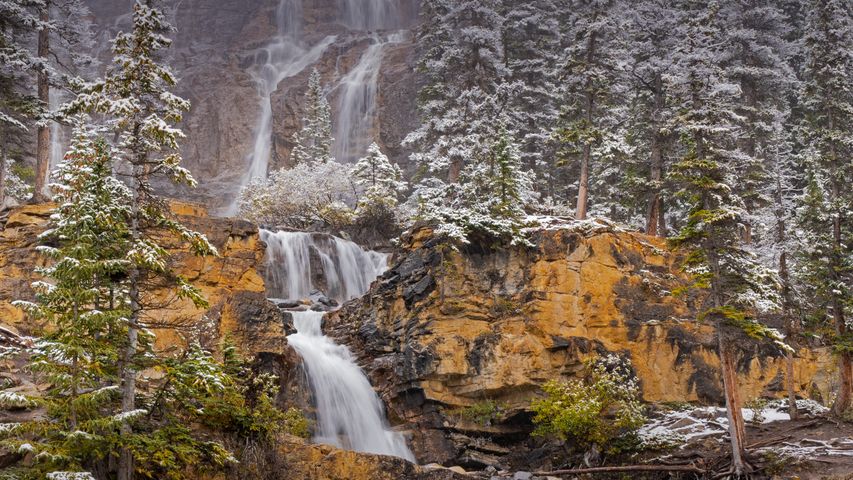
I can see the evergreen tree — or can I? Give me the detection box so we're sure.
[668,2,787,475]
[63,2,218,478]
[622,0,679,236]
[3,118,131,479]
[553,0,630,220]
[405,0,510,183]
[0,0,40,207]
[289,68,333,165]
[796,0,853,416]
[352,142,407,211]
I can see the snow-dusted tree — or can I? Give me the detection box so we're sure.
[0,0,40,207]
[721,0,797,243]
[409,128,534,246]
[290,68,333,165]
[668,3,788,475]
[502,0,562,180]
[62,2,218,478]
[31,0,91,202]
[795,0,853,417]
[621,0,679,236]
[553,0,630,220]
[405,0,511,183]
[3,118,132,479]
[352,142,406,210]
[238,160,356,229]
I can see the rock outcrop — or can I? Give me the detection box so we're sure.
[0,202,284,358]
[327,223,836,465]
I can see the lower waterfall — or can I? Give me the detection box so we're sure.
[262,229,413,460]
[287,311,414,460]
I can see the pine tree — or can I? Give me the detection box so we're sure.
[553,0,630,220]
[4,118,132,479]
[289,68,333,165]
[796,0,853,416]
[352,142,406,211]
[668,3,787,475]
[63,2,218,478]
[622,0,679,236]
[18,0,94,202]
[405,0,510,183]
[0,0,41,207]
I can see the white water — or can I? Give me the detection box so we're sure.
[261,229,388,303]
[332,32,405,163]
[287,310,414,460]
[227,0,335,214]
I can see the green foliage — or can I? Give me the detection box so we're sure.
[531,355,646,451]
[446,399,506,426]
[745,397,768,424]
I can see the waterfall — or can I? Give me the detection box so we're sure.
[287,310,414,460]
[227,0,336,214]
[260,229,388,303]
[332,32,406,163]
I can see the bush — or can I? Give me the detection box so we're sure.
[446,399,506,426]
[531,355,646,450]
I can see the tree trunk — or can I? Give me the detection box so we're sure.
[718,322,748,475]
[575,30,596,221]
[118,154,143,480]
[779,251,799,420]
[33,3,51,203]
[576,143,590,220]
[645,72,665,237]
[0,127,7,208]
[447,156,463,184]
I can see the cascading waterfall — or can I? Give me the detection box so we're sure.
[260,229,387,303]
[332,32,406,163]
[228,0,335,214]
[261,229,413,460]
[287,310,414,461]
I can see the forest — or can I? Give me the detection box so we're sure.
[0,0,851,479]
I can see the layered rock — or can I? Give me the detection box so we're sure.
[327,223,836,465]
[0,202,284,358]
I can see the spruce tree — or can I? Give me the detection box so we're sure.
[553,0,630,220]
[352,141,406,211]
[63,2,217,478]
[289,68,333,165]
[4,118,132,479]
[668,2,787,475]
[795,0,853,417]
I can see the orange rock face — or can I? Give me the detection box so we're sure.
[0,202,285,357]
[329,224,835,462]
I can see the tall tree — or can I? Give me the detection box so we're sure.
[668,2,786,475]
[290,68,333,165]
[796,0,853,416]
[5,118,132,478]
[63,2,217,478]
[553,0,629,220]
[0,0,40,207]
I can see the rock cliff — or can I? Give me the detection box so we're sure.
[327,222,836,465]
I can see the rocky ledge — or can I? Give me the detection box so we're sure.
[327,222,836,466]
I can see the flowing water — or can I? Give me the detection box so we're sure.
[287,310,414,460]
[260,229,388,303]
[262,229,413,460]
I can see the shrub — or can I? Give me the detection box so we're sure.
[446,399,506,426]
[531,355,646,450]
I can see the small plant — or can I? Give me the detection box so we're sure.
[282,407,311,438]
[491,295,522,319]
[746,397,768,424]
[446,399,506,426]
[531,354,646,452]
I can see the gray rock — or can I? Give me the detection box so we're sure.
[513,472,533,480]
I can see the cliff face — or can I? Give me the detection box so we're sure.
[82,0,422,210]
[0,203,285,358]
[328,223,835,464]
